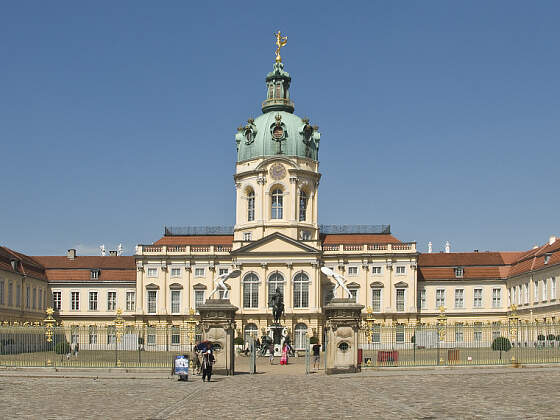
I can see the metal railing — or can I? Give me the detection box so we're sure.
[0,325,202,368]
[359,323,560,368]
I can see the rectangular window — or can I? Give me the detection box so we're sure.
[171,290,181,314]
[395,324,405,343]
[516,285,521,305]
[454,289,464,309]
[418,289,426,309]
[147,291,157,314]
[147,268,157,277]
[195,290,205,309]
[90,269,99,280]
[0,281,4,305]
[301,231,311,241]
[194,268,205,277]
[147,327,156,345]
[243,232,252,241]
[396,266,406,275]
[372,325,381,343]
[219,268,229,276]
[171,326,180,345]
[436,289,445,308]
[534,282,538,303]
[511,287,516,305]
[552,278,556,300]
[474,322,483,342]
[371,289,381,312]
[32,288,37,309]
[396,289,405,312]
[107,326,116,345]
[26,286,30,308]
[454,267,464,278]
[16,284,21,308]
[89,292,98,311]
[171,268,181,277]
[542,280,547,302]
[492,288,501,308]
[492,322,501,339]
[455,323,464,342]
[7,282,13,307]
[71,292,80,311]
[524,283,528,304]
[38,288,42,309]
[126,292,136,311]
[89,326,97,345]
[44,290,47,309]
[473,288,482,308]
[347,266,358,276]
[107,291,116,311]
[349,288,358,303]
[371,266,382,275]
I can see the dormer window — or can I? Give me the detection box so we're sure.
[454,267,464,278]
[90,269,100,280]
[544,254,551,265]
[10,259,19,271]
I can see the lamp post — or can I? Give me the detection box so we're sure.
[185,308,198,369]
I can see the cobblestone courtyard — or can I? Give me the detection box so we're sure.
[2,365,560,419]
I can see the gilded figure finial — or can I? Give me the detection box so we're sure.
[274,31,288,63]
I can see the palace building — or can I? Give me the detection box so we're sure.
[1,52,559,350]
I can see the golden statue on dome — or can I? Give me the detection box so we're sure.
[275,31,288,62]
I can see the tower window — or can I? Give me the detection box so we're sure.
[247,190,255,221]
[271,189,283,219]
[299,190,308,221]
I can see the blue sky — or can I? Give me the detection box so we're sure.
[1,1,558,255]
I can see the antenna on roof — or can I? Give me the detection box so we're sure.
[117,243,124,256]
[100,244,106,256]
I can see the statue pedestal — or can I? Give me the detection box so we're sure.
[324,298,364,375]
[197,299,238,376]
[269,323,286,356]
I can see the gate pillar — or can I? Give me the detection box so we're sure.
[324,298,364,375]
[198,299,238,375]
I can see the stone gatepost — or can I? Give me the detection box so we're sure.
[197,299,238,375]
[324,298,364,375]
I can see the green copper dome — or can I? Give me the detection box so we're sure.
[235,62,320,163]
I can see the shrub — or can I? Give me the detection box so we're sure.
[491,336,511,360]
[233,336,244,345]
[309,336,319,345]
[55,341,70,355]
[547,334,556,341]
[537,334,546,341]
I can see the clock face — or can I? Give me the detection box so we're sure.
[270,163,286,180]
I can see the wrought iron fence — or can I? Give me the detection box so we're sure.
[359,323,560,367]
[0,325,201,368]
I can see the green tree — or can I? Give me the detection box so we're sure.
[233,336,244,345]
[491,336,512,360]
[309,336,319,344]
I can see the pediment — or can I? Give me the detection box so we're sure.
[232,232,320,256]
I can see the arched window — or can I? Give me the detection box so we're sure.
[244,323,259,344]
[247,190,255,222]
[243,273,259,308]
[293,272,309,308]
[271,189,283,219]
[268,272,285,307]
[299,190,308,222]
[294,323,308,350]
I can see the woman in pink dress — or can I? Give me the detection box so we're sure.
[280,343,288,365]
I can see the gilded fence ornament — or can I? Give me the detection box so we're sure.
[44,307,56,343]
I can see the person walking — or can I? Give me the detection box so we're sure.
[312,341,321,369]
[268,342,275,364]
[280,343,288,365]
[201,350,215,382]
[74,342,79,358]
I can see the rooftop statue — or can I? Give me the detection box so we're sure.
[275,31,288,63]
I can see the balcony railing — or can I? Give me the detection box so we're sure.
[137,244,233,255]
[323,243,416,253]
